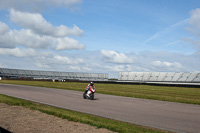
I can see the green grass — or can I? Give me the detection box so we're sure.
[0,94,170,133]
[1,80,200,105]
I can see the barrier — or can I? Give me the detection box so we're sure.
[119,72,200,83]
[0,68,108,81]
[149,72,159,81]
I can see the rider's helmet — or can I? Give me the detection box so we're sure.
[90,81,94,86]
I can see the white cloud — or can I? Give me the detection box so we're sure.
[35,62,51,69]
[0,47,36,57]
[14,29,51,49]
[104,65,132,72]
[0,21,9,34]
[69,66,91,71]
[188,8,200,36]
[0,9,85,50]
[182,38,200,52]
[46,0,82,9]
[184,8,200,53]
[0,48,199,78]
[151,61,183,70]
[30,51,85,66]
[0,20,84,50]
[0,0,82,12]
[0,25,49,49]
[53,55,83,65]
[101,49,134,63]
[112,65,127,71]
[10,9,83,37]
[0,22,16,48]
[54,37,85,50]
[69,66,81,71]
[0,0,86,72]
[0,64,7,68]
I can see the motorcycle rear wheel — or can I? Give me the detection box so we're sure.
[83,90,87,99]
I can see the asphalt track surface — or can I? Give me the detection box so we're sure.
[0,84,200,133]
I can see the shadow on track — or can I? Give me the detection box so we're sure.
[0,127,12,133]
[83,98,99,100]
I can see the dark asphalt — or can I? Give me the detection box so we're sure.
[0,83,200,133]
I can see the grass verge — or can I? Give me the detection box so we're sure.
[1,80,200,105]
[0,94,170,133]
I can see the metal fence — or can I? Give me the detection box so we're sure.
[0,68,108,81]
[118,72,200,83]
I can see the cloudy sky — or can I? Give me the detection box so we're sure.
[0,0,200,78]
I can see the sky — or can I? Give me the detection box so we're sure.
[0,0,200,78]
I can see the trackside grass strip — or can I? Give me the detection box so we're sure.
[0,94,170,133]
[0,80,200,105]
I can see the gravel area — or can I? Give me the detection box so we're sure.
[0,103,114,133]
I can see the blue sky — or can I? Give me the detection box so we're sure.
[0,0,200,78]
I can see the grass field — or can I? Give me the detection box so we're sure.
[0,80,200,105]
[0,94,170,133]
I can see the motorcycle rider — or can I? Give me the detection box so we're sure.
[86,81,95,97]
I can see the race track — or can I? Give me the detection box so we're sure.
[0,83,200,133]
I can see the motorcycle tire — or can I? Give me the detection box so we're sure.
[83,90,87,99]
[90,93,94,100]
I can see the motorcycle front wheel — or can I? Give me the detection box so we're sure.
[90,93,94,100]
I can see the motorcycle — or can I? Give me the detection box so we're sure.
[83,86,96,100]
